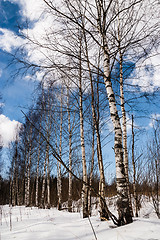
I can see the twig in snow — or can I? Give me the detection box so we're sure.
[88,216,98,240]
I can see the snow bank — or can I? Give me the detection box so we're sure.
[1,198,160,240]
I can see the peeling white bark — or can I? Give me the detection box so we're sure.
[103,44,132,224]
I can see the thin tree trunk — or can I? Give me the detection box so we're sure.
[41,92,51,209]
[119,44,133,215]
[88,125,95,216]
[57,88,63,210]
[12,162,16,206]
[15,169,19,206]
[132,115,138,217]
[155,158,160,218]
[26,141,32,206]
[41,152,47,208]
[40,86,52,209]
[26,149,32,206]
[67,86,72,212]
[46,143,50,208]
[79,32,88,218]
[119,53,128,181]
[41,92,47,208]
[82,27,109,220]
[35,115,42,207]
[25,125,32,207]
[94,97,108,220]
[154,126,160,218]
[22,145,27,205]
[24,150,28,206]
[9,176,13,207]
[46,87,51,209]
[12,142,18,206]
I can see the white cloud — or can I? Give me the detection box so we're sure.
[4,0,159,93]
[1,0,60,67]
[0,0,45,54]
[0,28,24,52]
[11,0,45,21]
[0,103,5,108]
[149,113,160,128]
[0,114,22,147]
[130,48,160,93]
[125,0,160,93]
[125,115,132,133]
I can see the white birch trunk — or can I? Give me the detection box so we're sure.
[12,141,19,206]
[24,153,29,206]
[9,176,13,207]
[40,91,47,208]
[88,125,95,216]
[25,125,32,207]
[119,48,133,215]
[57,88,63,210]
[79,33,88,218]
[46,143,50,208]
[46,88,51,209]
[79,86,88,218]
[26,149,32,206]
[119,53,128,181]
[35,117,42,207]
[41,154,47,208]
[67,87,72,212]
[103,44,132,225]
[12,160,16,206]
[132,115,138,217]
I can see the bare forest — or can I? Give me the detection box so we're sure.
[0,0,160,230]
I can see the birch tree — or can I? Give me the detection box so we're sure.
[40,84,53,208]
[81,21,109,219]
[131,115,139,217]
[35,91,44,207]
[24,118,33,207]
[10,139,20,206]
[57,87,63,210]
[79,35,89,218]
[67,84,73,212]
[35,112,42,207]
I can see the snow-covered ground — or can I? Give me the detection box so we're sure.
[1,198,160,240]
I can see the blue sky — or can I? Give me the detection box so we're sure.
[0,0,38,148]
[0,0,40,176]
[0,1,20,32]
[0,0,36,119]
[0,0,160,178]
